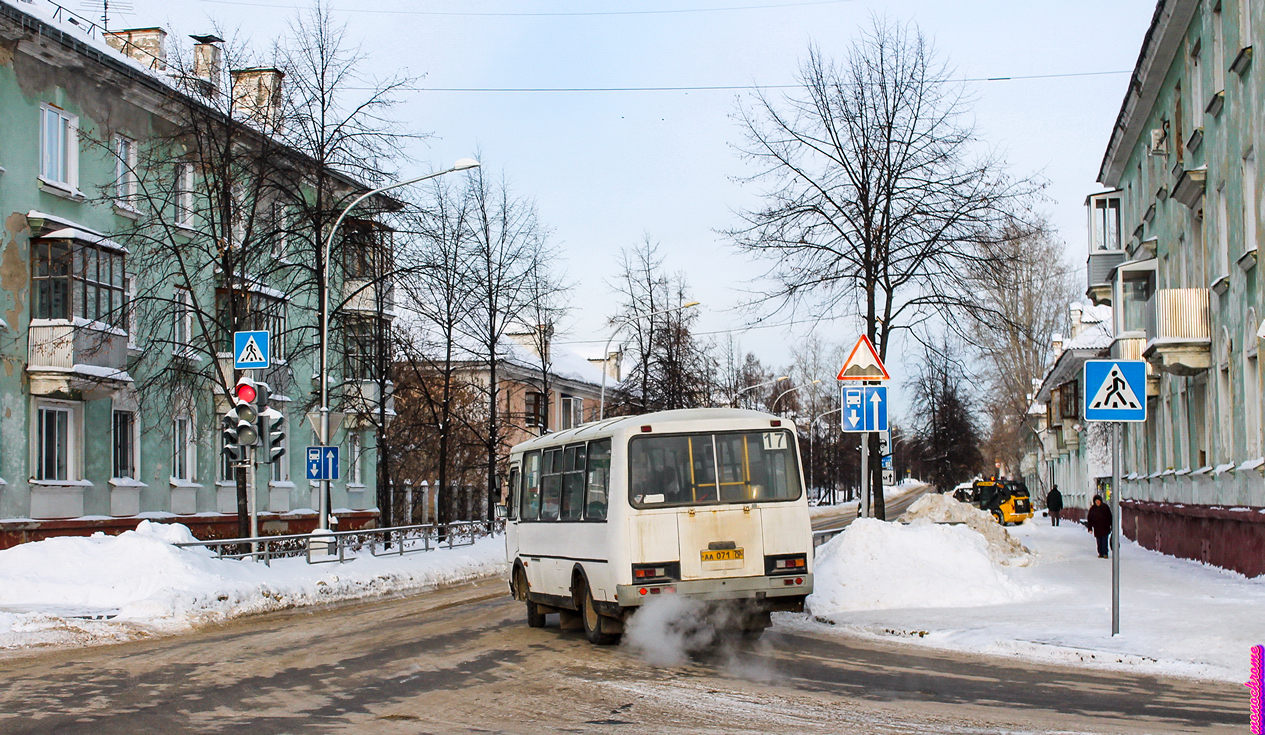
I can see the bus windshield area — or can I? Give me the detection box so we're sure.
[629,429,801,508]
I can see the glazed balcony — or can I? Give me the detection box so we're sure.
[1143,288,1211,375]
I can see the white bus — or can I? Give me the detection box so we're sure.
[499,408,813,645]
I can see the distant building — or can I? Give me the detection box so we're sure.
[1081,0,1265,575]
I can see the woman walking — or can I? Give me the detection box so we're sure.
[1086,495,1112,558]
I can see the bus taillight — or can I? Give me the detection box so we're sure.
[765,553,808,575]
[632,562,680,581]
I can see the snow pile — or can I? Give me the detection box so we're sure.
[899,493,1030,564]
[0,522,507,650]
[808,518,1033,614]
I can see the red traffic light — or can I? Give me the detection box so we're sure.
[235,380,257,403]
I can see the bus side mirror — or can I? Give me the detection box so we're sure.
[495,504,509,520]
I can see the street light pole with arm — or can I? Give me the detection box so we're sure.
[316,158,480,536]
[773,379,822,414]
[731,375,789,409]
[597,301,700,420]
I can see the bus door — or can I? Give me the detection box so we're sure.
[504,461,521,562]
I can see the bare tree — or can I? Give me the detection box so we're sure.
[909,337,984,491]
[968,220,1074,479]
[729,18,1037,518]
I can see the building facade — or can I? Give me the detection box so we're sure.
[0,0,388,546]
[1085,0,1265,574]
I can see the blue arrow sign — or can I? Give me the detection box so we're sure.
[842,386,888,433]
[234,330,270,370]
[306,445,340,480]
[1083,360,1147,422]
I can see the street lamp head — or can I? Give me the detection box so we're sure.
[453,158,481,171]
[682,301,701,309]
[775,375,790,382]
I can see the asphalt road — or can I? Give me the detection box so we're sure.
[0,487,1245,734]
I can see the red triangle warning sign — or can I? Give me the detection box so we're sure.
[837,335,890,381]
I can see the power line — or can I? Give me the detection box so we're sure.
[351,70,1131,94]
[198,0,854,17]
[554,315,845,345]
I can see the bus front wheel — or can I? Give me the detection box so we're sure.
[517,568,547,628]
[581,583,619,645]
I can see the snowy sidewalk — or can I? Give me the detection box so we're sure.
[0,521,508,651]
[801,512,1265,682]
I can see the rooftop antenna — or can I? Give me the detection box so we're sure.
[79,0,133,31]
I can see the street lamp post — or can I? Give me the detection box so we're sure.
[772,379,821,413]
[808,406,842,503]
[316,158,479,538]
[597,301,700,420]
[732,375,789,408]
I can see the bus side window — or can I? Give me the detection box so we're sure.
[521,450,542,521]
[541,448,562,521]
[560,444,587,521]
[506,466,519,521]
[585,438,611,521]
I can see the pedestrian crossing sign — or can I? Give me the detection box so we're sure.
[233,330,270,370]
[1083,360,1147,422]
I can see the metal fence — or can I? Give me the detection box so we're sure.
[173,520,503,566]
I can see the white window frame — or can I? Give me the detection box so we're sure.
[173,286,193,356]
[114,135,138,204]
[171,415,196,482]
[39,104,78,190]
[176,161,195,228]
[348,432,363,486]
[35,400,77,482]
[112,408,139,480]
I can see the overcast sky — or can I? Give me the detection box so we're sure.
[109,0,1154,406]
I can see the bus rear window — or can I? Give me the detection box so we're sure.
[629,430,801,508]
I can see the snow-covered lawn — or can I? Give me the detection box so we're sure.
[0,521,508,650]
[801,497,1265,682]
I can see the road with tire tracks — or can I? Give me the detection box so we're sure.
[0,487,1244,734]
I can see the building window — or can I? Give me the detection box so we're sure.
[114,135,137,204]
[525,391,544,428]
[31,240,127,328]
[342,219,390,279]
[175,161,195,227]
[348,432,363,485]
[173,287,193,354]
[40,105,77,188]
[37,404,72,481]
[560,396,583,429]
[172,416,194,481]
[342,316,380,380]
[1091,195,1121,251]
[112,409,136,479]
[217,289,286,360]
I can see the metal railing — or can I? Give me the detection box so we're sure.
[173,520,503,566]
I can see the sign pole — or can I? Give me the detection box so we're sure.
[1111,421,1121,636]
[860,432,869,517]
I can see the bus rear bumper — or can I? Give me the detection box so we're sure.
[615,573,813,608]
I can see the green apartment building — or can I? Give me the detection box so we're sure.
[1049,0,1265,575]
[0,0,391,545]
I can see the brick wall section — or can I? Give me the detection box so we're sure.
[0,510,380,550]
[1121,500,1265,578]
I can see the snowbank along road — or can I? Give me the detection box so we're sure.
[0,485,1245,735]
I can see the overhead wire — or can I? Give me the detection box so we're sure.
[197,0,855,17]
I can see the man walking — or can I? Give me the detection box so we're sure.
[1046,484,1063,526]
[1086,495,1112,558]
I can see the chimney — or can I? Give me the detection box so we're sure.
[190,35,224,86]
[1051,332,1064,355]
[1068,303,1084,338]
[105,27,167,71]
[230,67,285,129]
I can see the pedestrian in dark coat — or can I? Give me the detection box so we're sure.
[1046,485,1064,526]
[1086,495,1112,558]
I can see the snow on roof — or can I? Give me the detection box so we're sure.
[502,337,607,387]
[4,0,172,80]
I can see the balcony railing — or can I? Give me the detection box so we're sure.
[1143,288,1211,375]
[1086,250,1126,305]
[28,321,127,372]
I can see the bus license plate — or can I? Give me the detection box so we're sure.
[701,548,744,563]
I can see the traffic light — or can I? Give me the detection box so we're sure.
[224,376,259,451]
[256,381,286,464]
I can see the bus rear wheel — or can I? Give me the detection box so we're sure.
[581,584,619,645]
[517,568,546,628]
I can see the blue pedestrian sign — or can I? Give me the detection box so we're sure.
[233,330,270,369]
[1083,360,1147,422]
[842,386,888,433]
[306,446,340,480]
